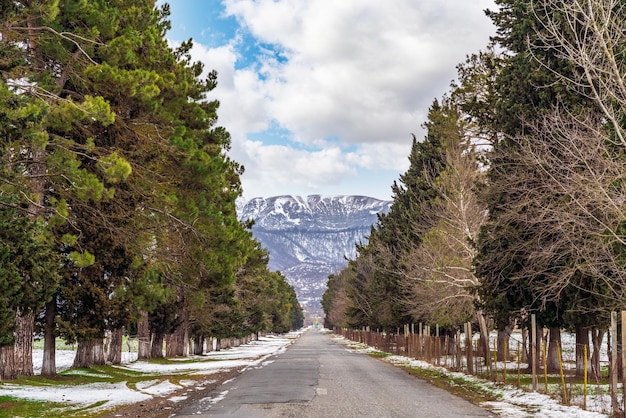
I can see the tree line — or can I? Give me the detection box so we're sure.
[0,0,303,380]
[322,0,626,377]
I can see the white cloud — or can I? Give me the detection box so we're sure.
[184,0,496,200]
[239,141,355,197]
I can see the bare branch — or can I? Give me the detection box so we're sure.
[10,25,102,65]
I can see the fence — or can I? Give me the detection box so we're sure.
[335,312,626,417]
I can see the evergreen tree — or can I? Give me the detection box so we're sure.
[474,0,588,320]
[0,0,258,370]
[0,0,303,376]
[473,0,622,373]
[336,99,450,332]
[399,97,487,330]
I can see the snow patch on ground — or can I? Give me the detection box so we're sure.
[0,381,152,411]
[123,358,251,375]
[10,329,605,417]
[0,332,302,414]
[168,395,189,403]
[135,379,181,396]
[333,334,609,418]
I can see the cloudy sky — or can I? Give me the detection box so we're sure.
[162,0,497,201]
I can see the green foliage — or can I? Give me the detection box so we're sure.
[98,152,132,183]
[68,251,95,268]
[46,96,115,133]
[47,199,69,229]
[0,79,61,348]
[473,0,617,331]
[0,0,299,373]
[0,204,61,346]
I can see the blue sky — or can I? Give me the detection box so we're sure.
[161,0,497,201]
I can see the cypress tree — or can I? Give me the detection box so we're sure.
[342,99,450,331]
[473,0,620,373]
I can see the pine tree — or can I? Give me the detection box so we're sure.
[1,0,295,374]
[0,80,61,379]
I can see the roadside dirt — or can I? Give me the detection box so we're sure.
[100,366,246,418]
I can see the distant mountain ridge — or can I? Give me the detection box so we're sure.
[237,195,391,318]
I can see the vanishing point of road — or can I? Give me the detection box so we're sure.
[173,329,494,418]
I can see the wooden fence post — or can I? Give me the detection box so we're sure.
[531,314,538,391]
[611,311,619,414]
[622,311,626,415]
[466,322,473,374]
[436,324,440,366]
[456,329,461,369]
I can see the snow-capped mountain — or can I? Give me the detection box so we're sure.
[237,195,392,318]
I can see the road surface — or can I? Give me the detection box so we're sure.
[173,329,494,417]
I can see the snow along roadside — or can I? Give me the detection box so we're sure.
[0,331,302,415]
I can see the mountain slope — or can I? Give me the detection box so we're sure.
[237,195,391,318]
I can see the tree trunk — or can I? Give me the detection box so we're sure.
[19,12,45,379]
[546,327,561,373]
[166,321,187,357]
[137,311,151,360]
[591,329,605,379]
[576,326,590,377]
[177,308,189,357]
[73,339,105,368]
[151,332,164,358]
[165,333,177,357]
[521,328,528,364]
[477,312,492,375]
[41,298,57,376]
[13,309,34,377]
[0,345,16,380]
[93,338,105,365]
[496,326,512,361]
[194,335,204,355]
[182,322,189,356]
[107,328,124,365]
[172,288,186,357]
[73,340,95,368]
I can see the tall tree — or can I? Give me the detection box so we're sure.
[321,270,351,330]
[474,0,623,374]
[335,99,450,332]
[529,0,626,145]
[397,98,487,331]
[1,0,254,371]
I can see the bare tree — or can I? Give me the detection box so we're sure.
[531,0,626,145]
[398,136,487,328]
[385,125,498,371]
[488,107,626,375]
[322,270,351,330]
[507,109,626,312]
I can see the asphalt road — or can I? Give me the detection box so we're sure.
[173,329,495,417]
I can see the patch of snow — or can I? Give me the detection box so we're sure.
[0,332,300,416]
[333,334,609,418]
[204,389,229,406]
[124,359,251,375]
[168,395,189,403]
[135,379,181,396]
[31,347,138,374]
[0,381,151,411]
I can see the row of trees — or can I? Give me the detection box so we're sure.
[323,0,626,375]
[0,0,302,380]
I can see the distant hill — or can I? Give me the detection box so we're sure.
[237,195,391,318]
